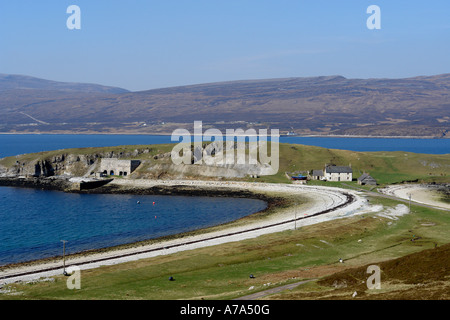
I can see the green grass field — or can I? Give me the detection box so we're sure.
[259,143,449,185]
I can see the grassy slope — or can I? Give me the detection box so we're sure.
[258,143,449,185]
[0,144,175,167]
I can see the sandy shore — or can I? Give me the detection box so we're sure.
[0,179,373,285]
[379,184,450,210]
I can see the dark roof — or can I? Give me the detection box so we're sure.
[358,173,370,180]
[358,173,369,181]
[312,170,323,176]
[358,173,376,181]
[325,165,353,174]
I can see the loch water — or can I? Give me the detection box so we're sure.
[0,187,267,266]
[0,134,448,158]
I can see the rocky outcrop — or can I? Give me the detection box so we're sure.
[1,143,273,180]
[1,148,153,178]
[0,176,73,191]
[4,160,55,177]
[149,141,275,180]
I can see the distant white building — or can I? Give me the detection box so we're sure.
[324,164,353,182]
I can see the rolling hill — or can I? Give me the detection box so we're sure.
[0,73,449,137]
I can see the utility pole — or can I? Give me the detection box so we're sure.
[61,240,68,275]
[294,203,298,230]
[408,193,412,211]
[295,211,297,230]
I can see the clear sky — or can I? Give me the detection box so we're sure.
[0,0,449,91]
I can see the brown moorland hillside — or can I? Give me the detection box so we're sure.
[0,73,449,137]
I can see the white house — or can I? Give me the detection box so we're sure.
[324,165,353,182]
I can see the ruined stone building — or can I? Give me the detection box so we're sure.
[99,158,141,177]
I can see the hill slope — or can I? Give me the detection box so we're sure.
[0,74,129,93]
[0,74,449,137]
[271,243,450,300]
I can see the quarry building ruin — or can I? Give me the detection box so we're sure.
[99,158,141,177]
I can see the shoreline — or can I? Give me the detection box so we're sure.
[0,176,285,265]
[379,183,450,210]
[0,179,369,285]
[0,132,447,139]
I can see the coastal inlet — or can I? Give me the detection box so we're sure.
[0,186,267,266]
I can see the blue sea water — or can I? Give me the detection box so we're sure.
[280,136,449,154]
[0,134,448,158]
[0,187,266,266]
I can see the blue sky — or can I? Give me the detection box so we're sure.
[0,0,449,91]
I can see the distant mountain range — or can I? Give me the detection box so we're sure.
[0,74,129,94]
[0,73,449,137]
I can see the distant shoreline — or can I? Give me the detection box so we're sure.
[0,131,447,139]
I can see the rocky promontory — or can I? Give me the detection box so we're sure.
[0,142,275,185]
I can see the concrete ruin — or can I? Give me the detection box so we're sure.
[99,158,141,177]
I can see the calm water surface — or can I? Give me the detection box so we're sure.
[0,134,448,158]
[0,187,267,266]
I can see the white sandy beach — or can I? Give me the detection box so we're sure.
[379,184,450,210]
[1,179,379,285]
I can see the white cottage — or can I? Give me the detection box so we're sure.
[324,165,353,182]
